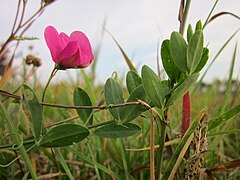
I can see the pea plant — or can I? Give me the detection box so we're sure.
[0,0,240,179]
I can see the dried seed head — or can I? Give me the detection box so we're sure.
[42,0,56,6]
[25,54,42,67]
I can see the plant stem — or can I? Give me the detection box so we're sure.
[156,110,168,180]
[181,0,192,35]
[42,67,57,103]
[0,101,38,179]
[182,91,191,133]
[179,0,192,134]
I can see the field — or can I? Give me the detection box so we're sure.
[0,1,240,179]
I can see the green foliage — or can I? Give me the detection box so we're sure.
[126,70,142,94]
[121,85,149,123]
[104,78,124,121]
[166,73,199,107]
[73,87,93,125]
[194,47,209,73]
[39,124,89,147]
[187,24,193,42]
[162,113,203,179]
[161,39,181,83]
[93,122,141,138]
[141,65,165,108]
[22,84,43,141]
[170,31,188,73]
[1,1,240,179]
[186,30,204,74]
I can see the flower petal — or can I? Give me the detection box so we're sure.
[60,50,80,68]
[60,41,79,67]
[60,32,70,48]
[70,31,94,66]
[44,26,62,63]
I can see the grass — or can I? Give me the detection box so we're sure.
[0,0,240,179]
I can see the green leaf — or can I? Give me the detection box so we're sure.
[194,47,209,73]
[126,71,142,94]
[170,31,187,73]
[73,87,93,125]
[166,73,199,107]
[141,65,165,108]
[161,40,181,83]
[104,78,124,120]
[195,20,203,31]
[22,84,43,141]
[121,85,149,123]
[162,114,202,179]
[161,80,171,96]
[93,122,141,138]
[187,24,193,42]
[208,104,240,131]
[187,30,204,74]
[40,124,89,147]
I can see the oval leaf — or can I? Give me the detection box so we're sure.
[170,31,187,73]
[40,124,89,147]
[187,24,193,43]
[126,71,142,94]
[142,65,164,108]
[194,47,209,73]
[121,85,149,123]
[187,30,204,74]
[74,87,93,125]
[161,39,181,83]
[104,78,124,120]
[93,122,141,138]
[166,73,199,107]
[22,84,43,141]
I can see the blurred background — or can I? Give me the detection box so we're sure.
[0,0,239,84]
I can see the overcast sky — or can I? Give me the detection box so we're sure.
[1,0,240,84]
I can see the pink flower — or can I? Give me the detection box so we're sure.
[44,26,94,69]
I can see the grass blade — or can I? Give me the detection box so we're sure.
[106,30,137,73]
[53,148,74,180]
[208,104,240,131]
[67,147,122,179]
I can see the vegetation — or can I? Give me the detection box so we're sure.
[0,0,239,179]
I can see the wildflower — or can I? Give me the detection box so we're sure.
[44,26,94,69]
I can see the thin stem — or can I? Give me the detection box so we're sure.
[179,0,192,134]
[42,67,57,103]
[203,0,219,29]
[181,0,192,35]
[156,111,168,180]
[11,0,21,34]
[0,101,37,179]
[150,108,155,180]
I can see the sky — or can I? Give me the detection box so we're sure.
[0,0,240,84]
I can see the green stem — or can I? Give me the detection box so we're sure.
[42,67,57,103]
[203,0,219,29]
[156,119,167,180]
[181,0,192,35]
[0,101,38,179]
